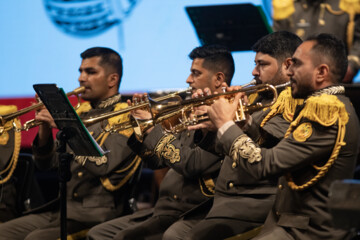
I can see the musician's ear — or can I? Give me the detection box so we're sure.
[284,58,292,70]
[215,72,225,88]
[108,73,119,88]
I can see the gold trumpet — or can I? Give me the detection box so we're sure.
[94,80,258,133]
[81,87,192,126]
[0,86,85,133]
[109,83,281,141]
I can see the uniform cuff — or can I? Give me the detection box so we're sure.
[217,121,235,140]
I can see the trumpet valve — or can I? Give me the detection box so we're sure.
[221,86,226,93]
[235,98,246,122]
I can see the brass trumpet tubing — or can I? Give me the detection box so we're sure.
[1,86,86,131]
[151,87,192,102]
[82,88,192,127]
[100,82,283,140]
[156,83,279,130]
[1,102,43,124]
[82,101,151,126]
[1,86,85,125]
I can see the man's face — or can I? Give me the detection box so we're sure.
[287,41,316,98]
[252,52,288,86]
[186,58,217,93]
[78,56,113,102]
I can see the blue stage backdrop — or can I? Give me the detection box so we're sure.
[0,0,358,98]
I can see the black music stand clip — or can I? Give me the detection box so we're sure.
[33,84,105,240]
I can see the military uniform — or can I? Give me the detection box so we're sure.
[0,105,21,222]
[273,0,360,80]
[183,88,302,240]
[87,125,222,240]
[216,86,360,239]
[0,94,140,240]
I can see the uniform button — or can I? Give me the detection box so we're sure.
[276,211,280,216]
[220,160,224,164]
[173,194,178,200]
[77,172,83,178]
[278,184,283,190]
[228,182,234,188]
[232,162,237,168]
[187,132,190,137]
[73,192,78,198]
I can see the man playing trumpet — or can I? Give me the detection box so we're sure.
[198,34,360,239]
[183,31,303,240]
[87,44,235,240]
[0,47,140,239]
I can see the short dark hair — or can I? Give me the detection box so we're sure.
[189,45,235,85]
[80,47,123,88]
[306,33,348,83]
[252,31,302,62]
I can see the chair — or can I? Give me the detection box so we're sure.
[127,160,144,213]
[12,153,45,214]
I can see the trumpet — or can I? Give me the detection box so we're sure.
[100,80,258,134]
[82,87,192,126]
[108,83,280,141]
[0,86,85,133]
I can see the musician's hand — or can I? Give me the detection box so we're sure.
[207,92,242,129]
[35,108,56,128]
[191,88,211,99]
[35,108,56,147]
[226,85,249,106]
[187,105,217,131]
[128,93,152,120]
[188,88,217,131]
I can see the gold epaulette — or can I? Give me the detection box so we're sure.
[0,105,21,185]
[285,94,348,136]
[108,102,133,138]
[0,105,18,115]
[0,105,19,138]
[339,0,360,14]
[108,102,130,125]
[75,101,92,115]
[339,0,360,49]
[272,0,295,20]
[95,102,134,146]
[284,94,349,191]
[260,87,304,127]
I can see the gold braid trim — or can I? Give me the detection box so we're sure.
[199,176,215,197]
[100,155,142,191]
[75,101,138,190]
[154,134,180,163]
[0,118,21,184]
[260,87,304,127]
[272,0,295,20]
[284,94,349,191]
[0,121,14,144]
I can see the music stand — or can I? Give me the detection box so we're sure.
[33,84,105,240]
[186,3,272,51]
